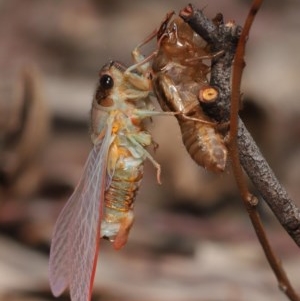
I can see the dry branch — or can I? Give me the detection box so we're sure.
[179,3,300,247]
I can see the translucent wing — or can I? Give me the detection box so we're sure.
[49,127,112,301]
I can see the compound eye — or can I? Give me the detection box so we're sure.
[99,74,114,90]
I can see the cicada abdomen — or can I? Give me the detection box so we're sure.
[101,142,144,249]
[178,111,227,173]
[151,14,228,172]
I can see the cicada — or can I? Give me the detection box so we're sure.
[49,57,165,301]
[136,12,228,172]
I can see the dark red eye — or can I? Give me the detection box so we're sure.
[100,74,114,90]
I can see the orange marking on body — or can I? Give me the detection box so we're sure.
[113,213,134,250]
[112,123,119,133]
[130,117,141,126]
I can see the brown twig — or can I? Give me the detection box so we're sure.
[229,0,299,300]
[179,2,300,248]
[180,3,300,300]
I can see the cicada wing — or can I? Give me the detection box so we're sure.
[49,128,112,301]
[49,191,75,296]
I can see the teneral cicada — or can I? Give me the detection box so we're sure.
[49,58,165,301]
[138,12,228,172]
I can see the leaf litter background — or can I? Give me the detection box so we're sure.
[0,0,300,300]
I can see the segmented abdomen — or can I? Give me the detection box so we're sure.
[105,159,143,213]
[179,118,227,173]
[101,145,144,249]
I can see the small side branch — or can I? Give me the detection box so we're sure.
[238,121,300,243]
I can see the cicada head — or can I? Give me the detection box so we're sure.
[94,61,126,107]
[158,18,187,56]
[157,11,175,40]
[91,61,127,138]
[155,15,210,73]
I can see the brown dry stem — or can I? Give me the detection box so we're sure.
[179,2,300,248]
[230,0,299,300]
[180,2,300,300]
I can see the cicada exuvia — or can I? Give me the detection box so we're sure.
[49,57,166,301]
[135,12,228,172]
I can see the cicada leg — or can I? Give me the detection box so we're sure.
[154,73,216,125]
[151,139,159,152]
[126,51,156,76]
[127,133,162,184]
[123,59,152,95]
[184,50,225,64]
[133,108,176,119]
[124,12,176,91]
[180,114,216,125]
[126,10,175,76]
[124,37,155,92]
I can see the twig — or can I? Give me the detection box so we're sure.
[179,3,300,248]
[229,0,299,299]
[180,3,300,300]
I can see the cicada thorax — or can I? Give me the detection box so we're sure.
[152,16,228,172]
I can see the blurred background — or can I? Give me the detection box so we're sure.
[0,0,300,300]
